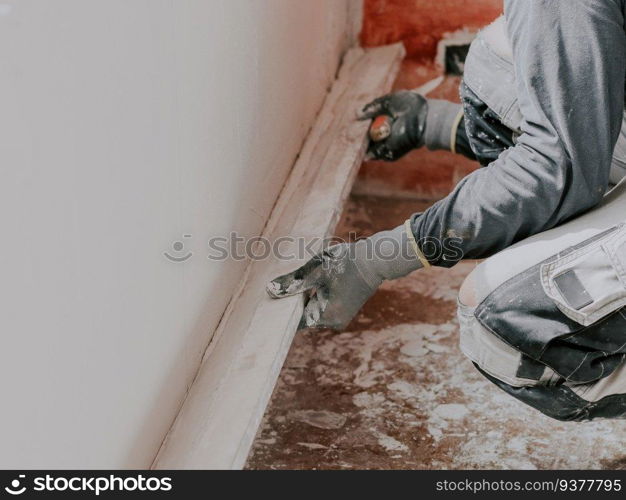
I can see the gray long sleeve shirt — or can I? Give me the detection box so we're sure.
[410,0,626,267]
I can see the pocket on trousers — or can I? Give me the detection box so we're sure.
[474,224,626,384]
[541,224,626,326]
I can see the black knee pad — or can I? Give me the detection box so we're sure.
[475,364,626,421]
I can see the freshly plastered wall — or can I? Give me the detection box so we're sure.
[0,0,359,468]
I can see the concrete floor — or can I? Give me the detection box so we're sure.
[245,194,626,470]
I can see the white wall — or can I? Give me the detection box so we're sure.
[0,0,358,468]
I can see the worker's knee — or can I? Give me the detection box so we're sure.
[458,271,479,308]
[460,220,626,422]
[455,184,626,421]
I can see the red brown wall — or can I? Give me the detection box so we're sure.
[356,0,503,200]
[361,0,503,61]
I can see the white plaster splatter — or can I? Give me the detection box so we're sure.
[507,437,527,453]
[388,380,421,402]
[353,391,386,408]
[374,430,409,453]
[290,410,347,430]
[425,342,449,354]
[433,404,469,420]
[428,425,443,442]
[297,442,328,450]
[400,340,428,357]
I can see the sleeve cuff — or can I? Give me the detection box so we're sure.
[423,99,465,152]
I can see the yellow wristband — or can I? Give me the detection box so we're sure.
[404,219,431,269]
[449,108,465,155]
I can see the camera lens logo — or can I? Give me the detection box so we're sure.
[164,234,193,262]
[5,475,26,495]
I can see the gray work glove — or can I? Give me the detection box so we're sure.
[266,225,423,330]
[359,91,462,161]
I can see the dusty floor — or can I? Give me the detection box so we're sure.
[245,194,626,470]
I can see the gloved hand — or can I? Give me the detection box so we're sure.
[266,225,423,330]
[359,90,428,161]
